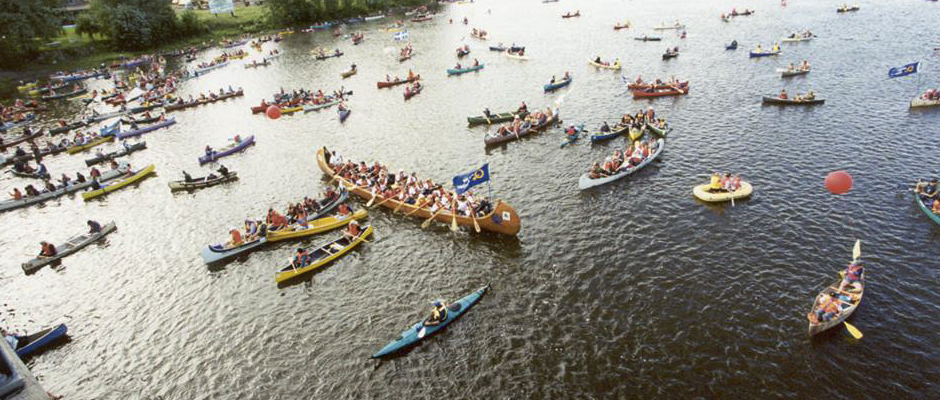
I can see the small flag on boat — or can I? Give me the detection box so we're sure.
[453,163,489,194]
[888,62,919,78]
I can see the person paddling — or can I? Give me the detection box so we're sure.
[87,220,102,234]
[424,301,448,326]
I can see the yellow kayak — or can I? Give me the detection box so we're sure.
[588,60,622,70]
[274,225,373,283]
[67,136,115,154]
[17,82,37,92]
[266,209,368,242]
[693,181,753,202]
[83,164,155,200]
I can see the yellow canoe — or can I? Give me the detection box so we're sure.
[82,164,155,200]
[280,106,304,115]
[17,82,37,92]
[67,136,115,154]
[588,60,622,70]
[274,225,373,283]
[266,209,368,242]
[693,181,753,202]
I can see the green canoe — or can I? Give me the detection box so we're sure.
[467,110,529,126]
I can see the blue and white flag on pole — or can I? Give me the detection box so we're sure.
[453,163,489,194]
[888,62,919,78]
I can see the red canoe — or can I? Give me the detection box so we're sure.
[376,75,420,89]
[632,85,690,98]
[627,81,689,91]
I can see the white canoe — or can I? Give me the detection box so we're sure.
[578,139,664,190]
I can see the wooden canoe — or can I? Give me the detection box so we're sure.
[633,86,690,98]
[376,75,420,88]
[317,148,521,235]
[274,225,374,283]
[627,81,689,90]
[808,269,864,336]
[21,222,117,273]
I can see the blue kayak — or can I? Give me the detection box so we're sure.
[372,285,489,358]
[560,124,585,147]
[544,76,572,92]
[339,108,351,123]
[14,323,68,358]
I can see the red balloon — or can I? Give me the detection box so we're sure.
[824,170,853,194]
[266,105,281,119]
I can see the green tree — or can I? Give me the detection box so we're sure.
[265,0,313,26]
[0,0,63,68]
[75,12,103,40]
[89,0,180,50]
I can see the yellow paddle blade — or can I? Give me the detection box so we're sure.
[844,321,863,339]
[852,240,861,262]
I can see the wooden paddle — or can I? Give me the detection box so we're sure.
[370,190,398,209]
[450,198,459,232]
[471,211,481,233]
[421,203,448,228]
[392,196,406,213]
[404,199,428,216]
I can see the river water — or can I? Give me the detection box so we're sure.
[3,0,940,398]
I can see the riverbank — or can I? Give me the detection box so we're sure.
[0,1,433,99]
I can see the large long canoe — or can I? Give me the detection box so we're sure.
[21,222,117,273]
[372,285,488,358]
[483,113,560,146]
[467,110,528,126]
[82,164,155,200]
[377,75,420,88]
[578,138,664,190]
[317,147,521,235]
[274,225,374,283]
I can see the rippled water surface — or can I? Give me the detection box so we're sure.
[3,0,940,398]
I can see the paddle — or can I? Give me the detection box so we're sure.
[393,196,405,213]
[450,198,458,232]
[483,110,491,125]
[370,191,397,209]
[404,199,428,216]
[840,240,863,339]
[421,203,448,228]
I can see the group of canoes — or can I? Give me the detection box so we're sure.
[253,87,350,114]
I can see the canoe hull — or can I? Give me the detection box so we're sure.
[274,225,373,283]
[82,165,155,200]
[21,222,117,273]
[808,271,864,336]
[579,139,664,190]
[168,172,238,191]
[14,324,68,358]
[199,136,255,164]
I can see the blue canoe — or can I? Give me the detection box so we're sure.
[198,135,255,164]
[544,76,572,92]
[372,285,489,358]
[14,323,68,358]
[447,64,484,76]
[339,108,351,123]
[749,50,780,58]
[116,118,177,139]
[589,124,630,142]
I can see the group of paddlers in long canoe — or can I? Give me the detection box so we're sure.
[7,161,126,201]
[326,152,496,220]
[254,87,350,113]
[491,103,552,136]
